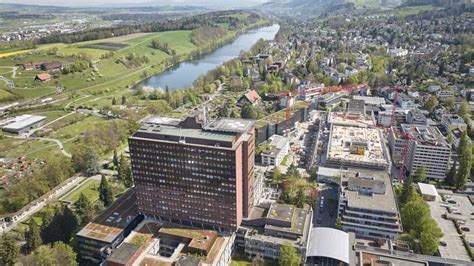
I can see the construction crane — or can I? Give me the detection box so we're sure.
[274,83,368,135]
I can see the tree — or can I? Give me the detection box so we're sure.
[99,175,113,207]
[240,103,258,119]
[455,131,472,190]
[121,95,126,105]
[413,165,427,183]
[113,150,119,169]
[31,242,77,266]
[25,219,42,253]
[75,193,92,224]
[279,242,301,266]
[118,155,133,188]
[218,104,230,117]
[419,219,443,255]
[401,196,430,234]
[112,97,117,105]
[271,167,283,185]
[424,96,438,113]
[443,97,455,111]
[85,149,100,175]
[399,174,413,205]
[0,233,19,265]
[447,130,454,144]
[445,162,456,187]
[458,100,470,118]
[61,206,79,243]
[295,188,306,208]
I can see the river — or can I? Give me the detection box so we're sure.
[141,24,280,92]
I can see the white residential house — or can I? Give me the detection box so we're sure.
[388,48,408,57]
[261,135,290,166]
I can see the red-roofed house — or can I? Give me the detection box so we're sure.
[237,90,261,107]
[34,73,51,82]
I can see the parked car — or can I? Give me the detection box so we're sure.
[439,241,447,247]
[317,218,322,224]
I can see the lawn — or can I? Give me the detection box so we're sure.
[61,178,101,203]
[48,115,104,141]
[0,137,63,160]
[0,49,33,58]
[0,86,14,101]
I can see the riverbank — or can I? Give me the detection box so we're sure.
[0,17,271,108]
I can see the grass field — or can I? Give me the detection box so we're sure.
[375,5,443,17]
[0,137,63,160]
[61,178,101,203]
[81,42,128,51]
[0,49,33,58]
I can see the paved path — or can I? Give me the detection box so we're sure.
[0,174,87,233]
[26,112,76,137]
[30,137,71,158]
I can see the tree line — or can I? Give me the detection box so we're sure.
[34,11,261,45]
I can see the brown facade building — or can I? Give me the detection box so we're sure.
[129,116,255,231]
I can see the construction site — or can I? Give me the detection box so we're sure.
[326,115,389,170]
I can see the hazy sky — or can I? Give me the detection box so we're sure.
[1,0,270,7]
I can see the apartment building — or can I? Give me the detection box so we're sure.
[261,134,290,166]
[237,203,312,262]
[128,116,255,231]
[338,170,402,240]
[389,124,451,180]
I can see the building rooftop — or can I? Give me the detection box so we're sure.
[2,115,46,131]
[418,183,439,198]
[111,221,229,266]
[106,242,139,265]
[328,112,375,127]
[135,124,236,143]
[262,135,289,157]
[76,190,139,243]
[399,124,447,146]
[347,99,365,114]
[328,125,387,167]
[203,118,254,133]
[408,109,427,121]
[352,96,386,105]
[343,171,398,213]
[143,116,182,126]
[307,227,351,264]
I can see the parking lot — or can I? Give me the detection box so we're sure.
[313,184,338,228]
[428,194,472,261]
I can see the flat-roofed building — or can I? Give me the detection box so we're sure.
[338,170,402,240]
[2,114,46,134]
[389,124,451,180]
[237,203,313,262]
[261,134,290,166]
[441,114,467,131]
[352,95,386,106]
[347,99,366,115]
[76,190,142,264]
[326,124,389,171]
[104,220,235,266]
[418,183,439,201]
[129,116,255,231]
[406,109,427,125]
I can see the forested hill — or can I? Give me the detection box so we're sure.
[35,11,262,45]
